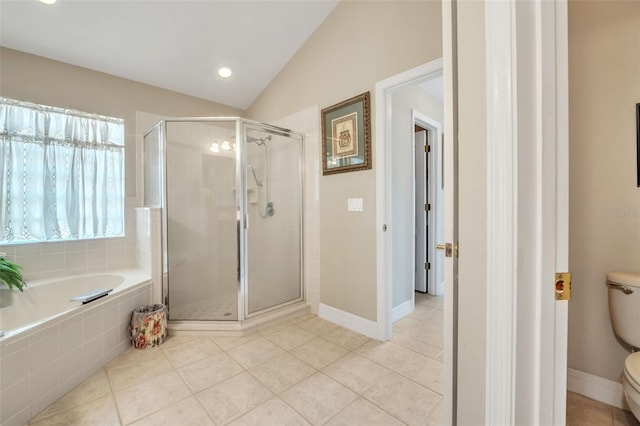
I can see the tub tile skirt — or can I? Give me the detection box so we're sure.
[0,280,152,426]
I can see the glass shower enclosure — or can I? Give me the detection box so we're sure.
[144,118,303,322]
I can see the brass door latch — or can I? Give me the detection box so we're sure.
[555,272,571,301]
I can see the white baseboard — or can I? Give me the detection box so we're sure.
[319,303,381,340]
[567,368,627,409]
[392,300,413,322]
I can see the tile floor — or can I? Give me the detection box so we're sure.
[28,292,638,426]
[28,294,445,426]
[566,391,639,426]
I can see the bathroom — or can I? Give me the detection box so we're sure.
[1,0,640,425]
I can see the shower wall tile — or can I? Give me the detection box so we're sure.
[272,106,321,315]
[136,207,163,304]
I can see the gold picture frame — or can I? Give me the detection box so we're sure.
[321,92,371,175]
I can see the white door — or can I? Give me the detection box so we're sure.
[414,129,427,293]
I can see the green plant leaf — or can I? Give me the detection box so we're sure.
[0,258,25,292]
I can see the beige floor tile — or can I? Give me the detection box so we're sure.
[566,391,613,426]
[161,337,221,368]
[404,306,433,321]
[177,352,244,393]
[106,346,165,368]
[425,400,443,426]
[395,322,443,347]
[212,333,262,351]
[614,407,640,425]
[281,373,358,425]
[29,396,120,426]
[356,341,443,392]
[320,326,371,351]
[249,352,316,394]
[128,396,213,426]
[567,416,608,426]
[396,353,443,394]
[228,397,310,426]
[106,350,174,392]
[322,353,390,394]
[157,335,197,350]
[291,337,349,369]
[31,369,111,422]
[364,373,441,426]
[325,397,404,426]
[392,317,424,333]
[391,333,443,359]
[226,337,285,369]
[113,371,191,425]
[262,325,316,351]
[415,294,443,309]
[424,308,444,327]
[196,372,273,425]
[296,316,339,335]
[287,313,318,325]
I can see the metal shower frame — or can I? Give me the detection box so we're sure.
[144,117,304,322]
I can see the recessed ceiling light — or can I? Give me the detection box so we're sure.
[218,67,232,79]
[38,0,57,4]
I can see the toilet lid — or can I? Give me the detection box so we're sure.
[624,352,640,388]
[607,272,640,288]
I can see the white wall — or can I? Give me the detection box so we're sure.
[568,0,640,382]
[390,84,444,309]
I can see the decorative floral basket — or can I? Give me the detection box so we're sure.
[129,304,167,349]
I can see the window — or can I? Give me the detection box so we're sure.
[0,97,125,243]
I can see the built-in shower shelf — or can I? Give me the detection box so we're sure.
[231,187,259,204]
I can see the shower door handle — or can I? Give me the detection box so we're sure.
[245,214,249,229]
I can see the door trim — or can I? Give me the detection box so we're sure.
[375,58,443,341]
[374,56,449,417]
[483,0,569,424]
[412,111,443,296]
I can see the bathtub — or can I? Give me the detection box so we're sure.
[0,269,152,426]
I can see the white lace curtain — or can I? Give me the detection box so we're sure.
[0,97,125,243]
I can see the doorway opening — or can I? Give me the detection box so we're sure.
[413,113,444,296]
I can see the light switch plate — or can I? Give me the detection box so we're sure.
[348,198,363,211]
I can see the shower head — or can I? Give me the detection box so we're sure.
[247,135,272,146]
[247,163,263,187]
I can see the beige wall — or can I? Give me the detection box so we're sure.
[0,47,241,280]
[0,47,242,197]
[247,0,442,321]
[568,1,640,382]
[455,0,488,423]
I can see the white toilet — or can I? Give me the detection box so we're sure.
[606,271,640,420]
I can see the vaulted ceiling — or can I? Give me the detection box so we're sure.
[0,0,339,109]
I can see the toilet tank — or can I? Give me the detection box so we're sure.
[607,272,640,349]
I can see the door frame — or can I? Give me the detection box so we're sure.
[483,0,569,424]
[412,111,443,296]
[374,56,451,418]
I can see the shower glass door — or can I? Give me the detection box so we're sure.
[165,120,238,321]
[244,125,303,316]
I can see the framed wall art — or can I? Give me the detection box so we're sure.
[321,92,371,175]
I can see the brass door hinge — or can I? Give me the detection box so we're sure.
[424,203,431,212]
[424,145,431,153]
[555,272,572,301]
